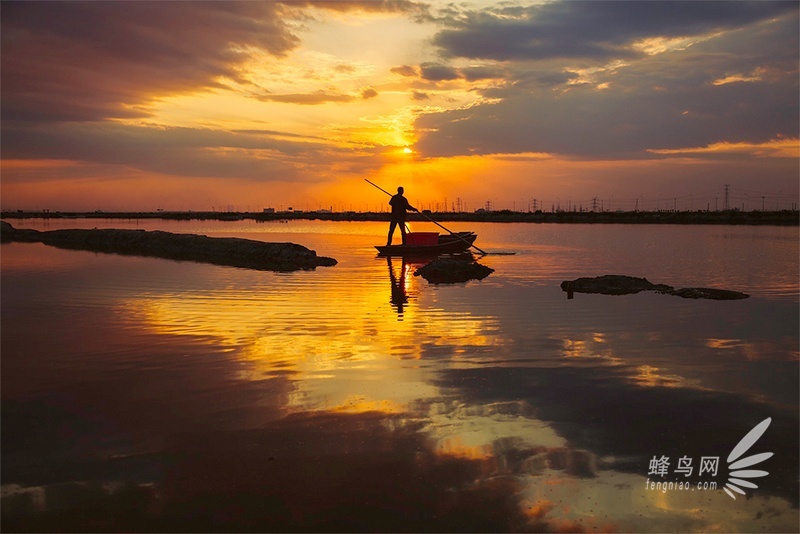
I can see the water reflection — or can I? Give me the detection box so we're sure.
[4,408,551,532]
[387,256,410,318]
[434,364,798,503]
[2,222,798,532]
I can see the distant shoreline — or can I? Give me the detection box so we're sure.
[2,209,798,226]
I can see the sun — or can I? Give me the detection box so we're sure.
[403,147,413,154]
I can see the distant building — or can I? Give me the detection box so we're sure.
[263,208,275,214]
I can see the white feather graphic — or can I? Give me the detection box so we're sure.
[724,418,773,500]
[729,452,774,470]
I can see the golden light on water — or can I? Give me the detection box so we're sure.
[121,266,498,413]
[2,0,799,527]
[1,220,797,532]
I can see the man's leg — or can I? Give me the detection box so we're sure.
[399,221,407,245]
[387,220,398,245]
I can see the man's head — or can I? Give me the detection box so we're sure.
[397,186,404,194]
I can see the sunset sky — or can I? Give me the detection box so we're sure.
[1,0,798,212]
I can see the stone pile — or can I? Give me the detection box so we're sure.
[560,274,749,300]
[0,221,336,272]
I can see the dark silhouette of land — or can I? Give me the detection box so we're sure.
[0,221,336,271]
[2,209,798,225]
[560,274,749,300]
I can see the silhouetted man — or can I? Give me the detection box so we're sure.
[387,186,418,245]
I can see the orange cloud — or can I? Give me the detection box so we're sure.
[648,138,799,158]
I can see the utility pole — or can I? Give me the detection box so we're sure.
[723,184,730,210]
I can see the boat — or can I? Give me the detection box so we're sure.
[375,231,478,257]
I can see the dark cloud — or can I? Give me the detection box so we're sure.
[361,87,379,99]
[416,8,799,159]
[432,1,798,62]
[256,90,356,105]
[294,0,430,20]
[411,90,431,101]
[0,121,337,181]
[460,65,506,82]
[390,64,419,77]
[334,63,357,73]
[395,63,505,83]
[419,62,461,81]
[0,2,303,122]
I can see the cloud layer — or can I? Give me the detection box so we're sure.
[432,1,796,61]
[1,0,797,210]
[1,2,300,122]
[413,1,799,159]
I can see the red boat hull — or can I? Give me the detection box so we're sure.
[375,232,477,256]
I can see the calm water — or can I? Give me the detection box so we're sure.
[2,219,798,532]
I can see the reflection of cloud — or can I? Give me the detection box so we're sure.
[434,365,799,506]
[632,364,700,388]
[706,337,800,362]
[122,273,497,412]
[557,331,622,365]
[520,468,799,532]
[1,410,543,532]
[707,337,745,349]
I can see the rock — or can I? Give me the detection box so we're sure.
[560,275,673,296]
[0,220,40,243]
[0,221,336,271]
[658,287,749,300]
[561,274,749,300]
[414,258,494,284]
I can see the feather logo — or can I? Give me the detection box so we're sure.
[724,418,773,500]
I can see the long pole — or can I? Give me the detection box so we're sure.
[365,179,487,255]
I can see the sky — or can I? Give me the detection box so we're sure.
[1,0,798,212]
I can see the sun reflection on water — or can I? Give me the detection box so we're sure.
[2,221,797,532]
[121,262,500,414]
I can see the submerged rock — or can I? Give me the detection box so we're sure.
[0,221,336,272]
[560,274,748,300]
[414,258,494,284]
[658,287,749,300]
[560,275,672,296]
